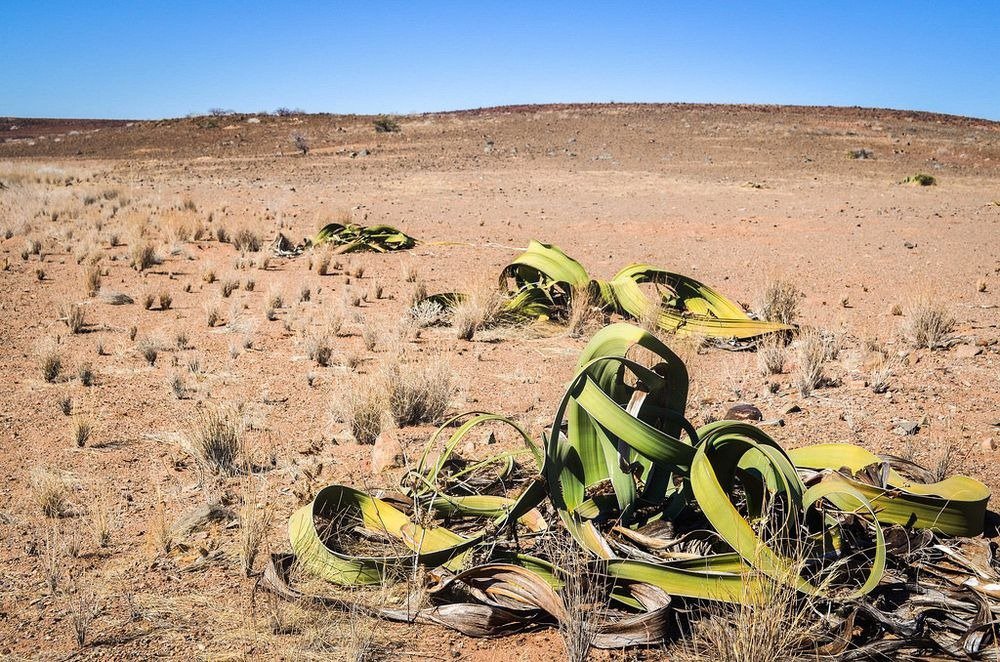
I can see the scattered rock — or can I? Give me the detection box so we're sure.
[371,428,404,473]
[981,438,995,451]
[759,419,785,427]
[724,404,763,421]
[893,420,920,436]
[783,404,802,415]
[904,241,916,249]
[954,344,983,359]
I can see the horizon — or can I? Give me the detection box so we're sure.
[2,2,998,121]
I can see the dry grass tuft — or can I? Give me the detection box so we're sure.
[129,240,159,271]
[231,227,262,252]
[385,359,454,426]
[794,329,826,397]
[904,298,955,349]
[340,384,388,445]
[238,476,274,576]
[31,468,71,518]
[41,349,62,382]
[451,284,506,340]
[541,532,607,662]
[68,579,101,648]
[83,263,102,297]
[756,279,801,325]
[62,303,86,334]
[186,406,247,475]
[72,416,93,447]
[756,336,787,375]
[566,286,601,338]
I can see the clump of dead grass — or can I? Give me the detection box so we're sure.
[794,329,826,397]
[756,335,787,375]
[904,298,955,349]
[185,405,247,476]
[756,279,801,325]
[31,468,71,518]
[451,284,506,340]
[384,359,454,426]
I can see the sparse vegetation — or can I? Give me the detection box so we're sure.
[72,416,93,447]
[62,303,86,333]
[31,469,70,518]
[373,116,401,133]
[903,173,936,186]
[41,350,62,382]
[83,263,102,297]
[794,329,826,396]
[231,228,262,252]
[186,406,247,476]
[756,335,787,375]
[129,241,159,271]
[757,279,801,325]
[385,359,454,426]
[904,298,955,349]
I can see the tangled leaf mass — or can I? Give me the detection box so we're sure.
[265,323,997,658]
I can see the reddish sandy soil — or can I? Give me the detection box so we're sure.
[0,104,998,659]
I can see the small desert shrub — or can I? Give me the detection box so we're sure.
[265,304,278,321]
[385,360,454,426]
[757,336,787,375]
[451,286,505,340]
[244,278,255,291]
[175,330,189,349]
[186,406,246,475]
[409,299,445,328]
[158,291,172,310]
[403,264,418,282]
[36,268,45,281]
[170,373,188,399]
[41,350,62,382]
[868,348,897,394]
[541,533,607,662]
[847,148,874,159]
[341,387,387,445]
[373,116,401,133]
[268,292,284,310]
[83,263,101,297]
[757,279,801,325]
[221,279,239,298]
[215,226,229,243]
[127,325,138,341]
[31,469,70,518]
[139,339,158,366]
[62,304,86,333]
[231,228,262,252]
[142,293,155,310]
[344,289,362,307]
[305,333,333,366]
[794,329,826,397]
[129,241,158,271]
[291,132,310,155]
[299,285,311,302]
[371,282,384,300]
[904,173,936,186]
[362,325,377,351]
[72,416,93,447]
[59,395,73,415]
[78,363,94,386]
[904,298,954,349]
[350,262,365,278]
[206,305,220,327]
[315,251,332,275]
[203,268,217,283]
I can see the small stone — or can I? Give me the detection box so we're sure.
[371,428,404,473]
[724,404,763,421]
[904,241,916,249]
[759,419,785,427]
[981,438,995,451]
[893,420,920,436]
[783,404,802,415]
[954,344,982,359]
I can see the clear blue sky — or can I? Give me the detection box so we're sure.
[2,1,998,120]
